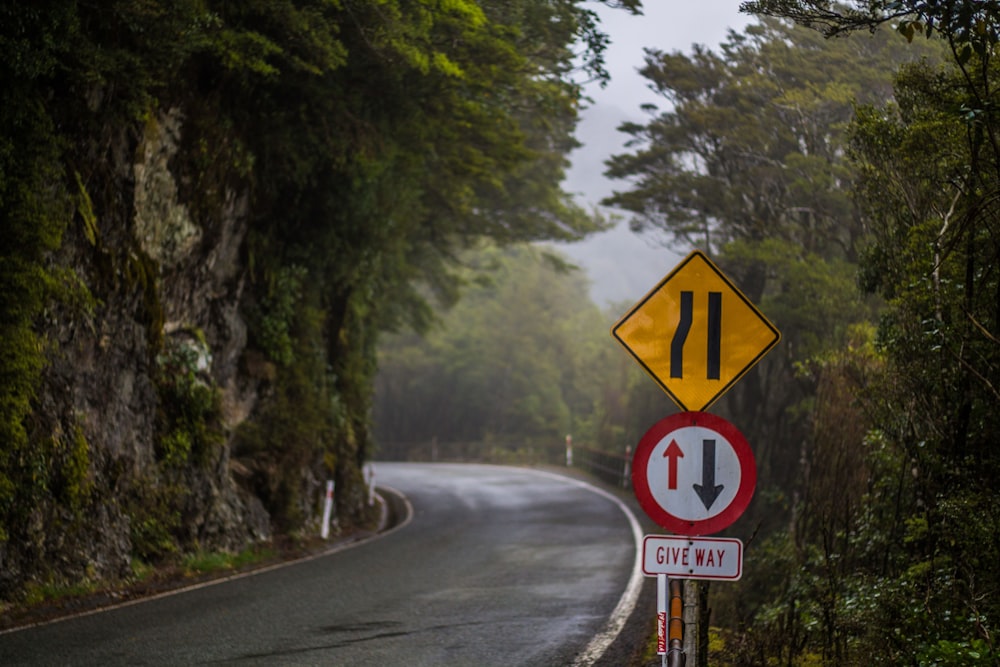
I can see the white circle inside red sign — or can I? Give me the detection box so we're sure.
[632,412,756,536]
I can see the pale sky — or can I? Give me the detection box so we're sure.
[562,1,751,306]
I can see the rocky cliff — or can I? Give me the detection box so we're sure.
[0,104,371,597]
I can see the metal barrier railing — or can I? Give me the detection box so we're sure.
[375,439,633,489]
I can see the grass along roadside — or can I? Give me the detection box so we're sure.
[0,493,390,633]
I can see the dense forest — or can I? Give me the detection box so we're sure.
[376,3,1000,665]
[0,0,639,601]
[5,0,1000,664]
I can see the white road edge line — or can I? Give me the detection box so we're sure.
[526,468,645,667]
[0,486,415,636]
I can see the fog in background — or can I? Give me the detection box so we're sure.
[562,1,750,306]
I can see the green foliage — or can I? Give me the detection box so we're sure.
[179,544,277,576]
[744,0,1000,55]
[850,50,1000,475]
[688,3,1000,663]
[127,478,184,562]
[603,10,999,664]
[73,171,99,246]
[219,0,625,530]
[182,549,237,576]
[234,297,338,531]
[604,15,937,257]
[919,639,995,666]
[248,265,308,367]
[0,29,74,543]
[725,238,875,360]
[374,244,613,448]
[154,337,224,469]
[20,577,99,608]
[50,424,94,512]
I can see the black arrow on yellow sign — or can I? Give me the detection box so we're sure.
[671,291,722,380]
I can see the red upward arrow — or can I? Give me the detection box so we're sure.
[663,439,684,489]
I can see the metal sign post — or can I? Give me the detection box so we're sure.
[657,574,686,667]
[668,578,685,667]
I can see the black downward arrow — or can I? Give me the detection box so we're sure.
[693,439,724,510]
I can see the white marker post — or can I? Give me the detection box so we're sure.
[565,434,573,467]
[321,480,334,539]
[367,464,375,506]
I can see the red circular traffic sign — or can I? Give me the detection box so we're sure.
[632,412,756,536]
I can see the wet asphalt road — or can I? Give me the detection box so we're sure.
[0,463,641,666]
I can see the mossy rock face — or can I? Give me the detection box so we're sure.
[134,110,201,269]
[0,100,278,599]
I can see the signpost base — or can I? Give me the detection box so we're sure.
[668,577,685,667]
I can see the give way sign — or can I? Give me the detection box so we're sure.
[632,411,755,536]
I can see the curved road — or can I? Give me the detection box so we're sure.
[0,463,642,666]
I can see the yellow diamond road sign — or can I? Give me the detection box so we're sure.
[612,250,780,412]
